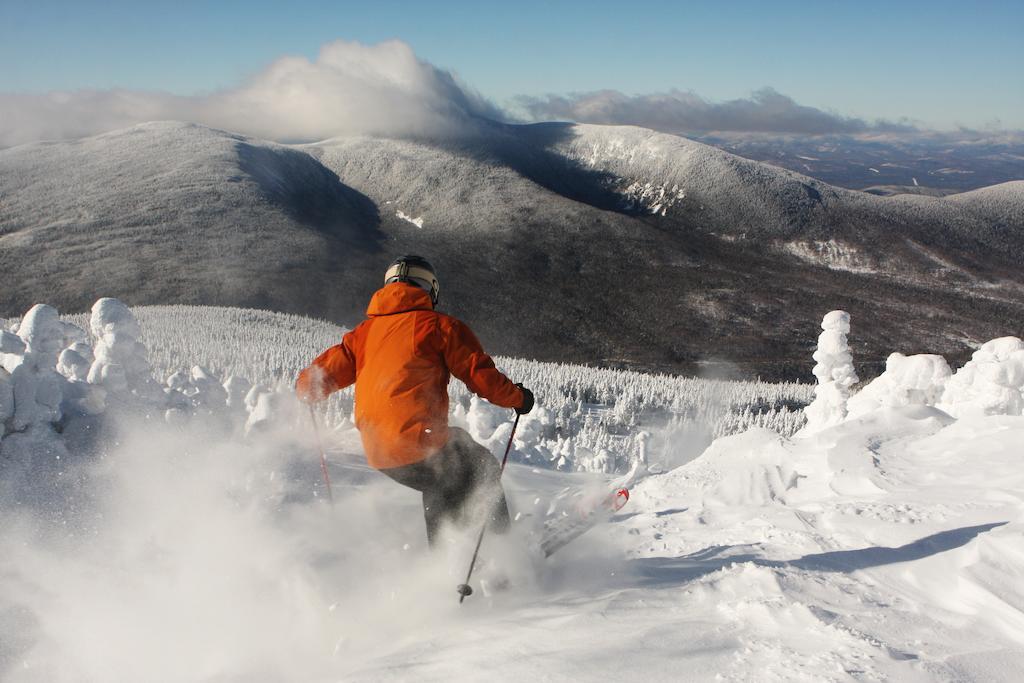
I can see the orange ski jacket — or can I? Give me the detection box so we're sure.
[296,282,525,469]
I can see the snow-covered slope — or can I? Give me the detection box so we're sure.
[536,124,1024,259]
[0,122,382,322]
[2,298,1024,681]
[946,180,1024,230]
[310,122,1024,258]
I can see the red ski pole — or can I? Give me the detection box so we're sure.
[308,405,334,505]
[457,412,520,603]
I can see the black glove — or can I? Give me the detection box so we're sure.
[515,384,534,415]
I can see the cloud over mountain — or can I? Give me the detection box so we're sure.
[1,38,1010,149]
[0,40,501,147]
[515,87,919,135]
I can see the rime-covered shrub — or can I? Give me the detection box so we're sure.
[0,366,13,430]
[159,370,186,420]
[466,396,505,444]
[847,353,952,417]
[939,337,1024,418]
[803,311,858,432]
[57,340,105,417]
[57,344,93,382]
[224,376,252,412]
[87,298,161,405]
[0,331,25,431]
[1,329,27,356]
[5,304,66,431]
[244,386,296,437]
[187,366,229,409]
[0,305,69,473]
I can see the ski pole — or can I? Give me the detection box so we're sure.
[457,411,520,603]
[308,405,334,505]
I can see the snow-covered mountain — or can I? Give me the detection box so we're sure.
[0,122,383,323]
[2,121,1022,378]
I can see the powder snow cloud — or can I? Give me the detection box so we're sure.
[0,39,502,147]
[515,87,919,135]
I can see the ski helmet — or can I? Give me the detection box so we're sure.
[384,255,440,305]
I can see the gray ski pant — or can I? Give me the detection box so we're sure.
[379,427,511,546]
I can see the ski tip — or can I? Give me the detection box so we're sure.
[613,488,629,510]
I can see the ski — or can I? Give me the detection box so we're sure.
[538,487,630,557]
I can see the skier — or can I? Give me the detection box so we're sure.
[296,255,534,546]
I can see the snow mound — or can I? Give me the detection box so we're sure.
[940,337,1024,418]
[848,352,952,417]
[696,428,806,508]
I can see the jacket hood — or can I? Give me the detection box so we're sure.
[366,282,435,317]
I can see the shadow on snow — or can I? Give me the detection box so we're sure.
[625,522,1008,587]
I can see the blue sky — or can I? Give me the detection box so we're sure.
[1,0,1022,129]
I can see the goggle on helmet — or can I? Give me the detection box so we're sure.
[384,255,440,305]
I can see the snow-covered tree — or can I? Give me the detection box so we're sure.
[224,375,252,413]
[57,343,93,382]
[87,298,161,406]
[0,330,26,435]
[939,337,1024,418]
[804,310,858,431]
[5,304,66,431]
[0,304,71,471]
[847,353,951,417]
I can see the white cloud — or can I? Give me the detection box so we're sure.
[514,87,919,135]
[3,40,1016,148]
[0,39,502,147]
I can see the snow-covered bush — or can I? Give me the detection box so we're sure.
[939,337,1024,418]
[5,304,66,431]
[0,304,73,473]
[245,384,297,436]
[847,353,951,417]
[87,298,161,405]
[56,339,104,418]
[0,330,25,431]
[57,343,93,382]
[224,375,252,412]
[186,365,229,409]
[465,395,506,444]
[0,366,13,430]
[803,310,858,432]
[1,329,27,356]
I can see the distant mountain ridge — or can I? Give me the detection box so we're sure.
[2,121,1022,379]
[692,131,1024,193]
